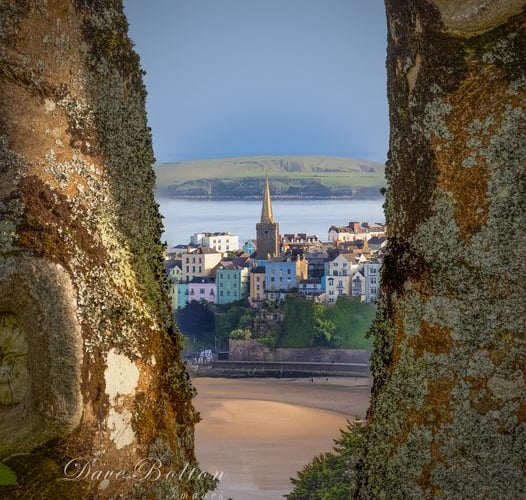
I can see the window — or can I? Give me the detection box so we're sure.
[199,288,205,294]
[192,266,195,272]
[287,269,291,274]
[371,268,377,274]
[185,257,189,263]
[370,277,377,284]
[199,266,202,273]
[371,287,377,294]
[192,257,195,263]
[186,266,189,272]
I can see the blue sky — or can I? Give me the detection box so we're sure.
[122,0,388,163]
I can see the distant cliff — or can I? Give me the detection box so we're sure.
[154,155,386,199]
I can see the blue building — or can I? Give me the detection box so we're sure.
[242,240,257,256]
[175,282,189,309]
[262,257,308,302]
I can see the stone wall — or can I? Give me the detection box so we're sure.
[229,339,371,363]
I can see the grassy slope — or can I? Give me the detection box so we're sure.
[154,155,386,196]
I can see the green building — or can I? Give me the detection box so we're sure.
[216,265,250,304]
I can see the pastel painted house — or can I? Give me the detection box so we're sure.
[263,257,308,302]
[216,265,250,304]
[242,240,257,256]
[188,277,216,304]
[249,265,266,307]
[181,247,222,282]
[176,282,189,309]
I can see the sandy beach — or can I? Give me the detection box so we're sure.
[192,377,371,499]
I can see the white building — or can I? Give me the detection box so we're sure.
[363,261,381,303]
[323,254,360,304]
[351,261,381,303]
[191,232,239,253]
[328,221,386,243]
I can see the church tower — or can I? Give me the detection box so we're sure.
[256,177,280,259]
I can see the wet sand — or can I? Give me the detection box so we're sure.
[192,377,371,499]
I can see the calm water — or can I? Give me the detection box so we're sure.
[157,198,385,246]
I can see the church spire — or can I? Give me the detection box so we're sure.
[260,176,274,223]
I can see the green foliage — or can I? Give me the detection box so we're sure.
[279,296,375,349]
[214,304,249,348]
[256,336,277,349]
[325,297,376,349]
[312,304,337,346]
[176,302,215,347]
[279,296,316,347]
[229,328,251,340]
[0,462,17,486]
[287,422,364,500]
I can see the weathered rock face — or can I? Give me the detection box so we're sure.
[358,1,525,498]
[0,1,205,498]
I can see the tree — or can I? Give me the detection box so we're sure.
[288,422,365,499]
[312,305,336,346]
[229,328,252,340]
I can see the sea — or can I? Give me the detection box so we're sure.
[156,198,386,247]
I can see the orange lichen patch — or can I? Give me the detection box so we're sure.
[433,64,511,241]
[411,321,453,358]
[407,279,433,303]
[392,378,455,450]
[418,439,445,495]
[470,387,499,414]
[425,378,454,431]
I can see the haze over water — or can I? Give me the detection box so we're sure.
[157,198,385,246]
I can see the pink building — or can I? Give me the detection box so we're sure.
[187,277,216,304]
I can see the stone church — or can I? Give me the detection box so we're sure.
[256,178,280,260]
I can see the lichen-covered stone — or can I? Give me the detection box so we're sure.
[0,1,208,498]
[357,2,526,498]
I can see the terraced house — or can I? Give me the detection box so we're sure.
[216,264,250,304]
[181,246,222,282]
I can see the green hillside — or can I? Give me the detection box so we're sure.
[154,155,386,199]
